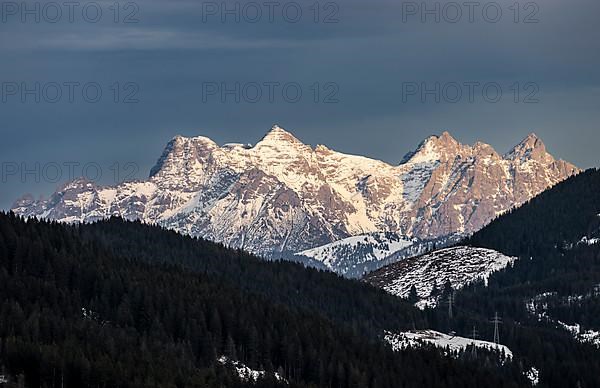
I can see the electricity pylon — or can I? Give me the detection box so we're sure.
[490,312,503,344]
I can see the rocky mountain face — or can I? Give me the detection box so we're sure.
[12,125,578,270]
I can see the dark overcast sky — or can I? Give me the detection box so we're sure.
[1,0,599,209]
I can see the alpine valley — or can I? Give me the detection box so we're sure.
[12,125,578,276]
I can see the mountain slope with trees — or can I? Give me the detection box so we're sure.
[382,169,600,387]
[0,212,527,388]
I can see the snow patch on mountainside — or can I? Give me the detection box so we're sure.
[365,247,516,307]
[555,322,600,346]
[526,290,600,348]
[384,330,513,359]
[525,367,540,386]
[579,236,600,246]
[298,232,413,263]
[218,356,286,382]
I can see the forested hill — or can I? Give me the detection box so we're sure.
[76,218,424,338]
[0,212,527,388]
[466,168,600,257]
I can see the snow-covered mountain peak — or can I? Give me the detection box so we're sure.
[149,134,219,179]
[60,177,100,191]
[522,132,542,145]
[425,131,461,151]
[400,137,441,165]
[400,131,464,165]
[437,130,459,145]
[257,124,304,146]
[505,132,549,162]
[473,141,497,154]
[169,134,219,148]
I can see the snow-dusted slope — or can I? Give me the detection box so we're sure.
[217,356,285,382]
[384,330,513,358]
[295,232,417,277]
[12,125,577,274]
[526,291,600,348]
[365,247,516,306]
[295,232,462,278]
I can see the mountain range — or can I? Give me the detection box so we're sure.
[12,125,578,275]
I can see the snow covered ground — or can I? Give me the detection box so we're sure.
[298,232,415,265]
[384,330,546,386]
[556,322,600,347]
[525,367,540,386]
[526,292,600,348]
[578,236,600,246]
[217,356,286,382]
[384,330,513,359]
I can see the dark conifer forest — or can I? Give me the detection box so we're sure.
[0,212,526,387]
